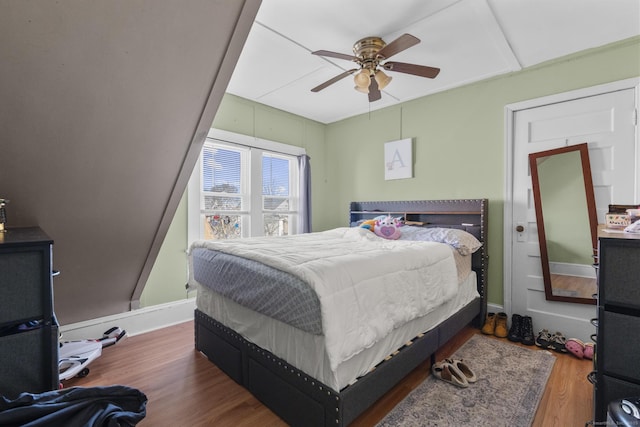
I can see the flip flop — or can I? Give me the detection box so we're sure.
[432,361,468,388]
[565,338,585,359]
[445,358,477,383]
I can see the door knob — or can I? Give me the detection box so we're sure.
[516,225,524,232]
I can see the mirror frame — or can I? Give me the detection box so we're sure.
[529,143,598,304]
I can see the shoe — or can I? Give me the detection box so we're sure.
[481,312,496,335]
[494,312,509,338]
[566,338,585,358]
[549,332,568,353]
[521,316,535,346]
[445,358,477,383]
[583,342,595,360]
[507,314,523,342]
[432,360,468,388]
[535,329,552,349]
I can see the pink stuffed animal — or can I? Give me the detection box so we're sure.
[374,216,402,240]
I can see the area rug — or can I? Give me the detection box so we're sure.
[376,334,556,427]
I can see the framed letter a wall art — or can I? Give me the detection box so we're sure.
[384,138,413,180]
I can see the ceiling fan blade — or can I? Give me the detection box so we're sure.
[312,50,358,62]
[383,61,440,79]
[311,69,358,92]
[376,33,420,60]
[368,78,381,102]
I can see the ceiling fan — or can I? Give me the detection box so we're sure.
[311,33,440,102]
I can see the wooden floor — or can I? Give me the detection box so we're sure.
[550,273,597,299]
[66,321,594,426]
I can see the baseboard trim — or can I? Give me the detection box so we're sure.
[59,298,196,340]
[487,302,504,315]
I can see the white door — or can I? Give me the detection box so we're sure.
[509,87,637,342]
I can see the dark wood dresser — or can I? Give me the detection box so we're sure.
[593,226,640,422]
[0,227,59,398]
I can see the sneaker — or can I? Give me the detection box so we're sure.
[494,312,509,338]
[481,312,496,335]
[521,316,535,346]
[535,329,552,349]
[507,314,523,342]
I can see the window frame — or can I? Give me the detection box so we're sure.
[187,128,305,245]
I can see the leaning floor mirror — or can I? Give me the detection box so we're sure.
[529,142,598,304]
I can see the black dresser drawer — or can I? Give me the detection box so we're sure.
[0,250,48,325]
[0,326,59,399]
[600,310,640,380]
[600,374,640,406]
[599,239,640,310]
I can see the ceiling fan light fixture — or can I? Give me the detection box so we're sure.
[374,70,392,90]
[353,70,371,89]
[311,33,438,102]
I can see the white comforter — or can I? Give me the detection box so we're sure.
[189,227,458,370]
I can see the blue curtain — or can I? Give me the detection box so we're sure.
[298,155,312,233]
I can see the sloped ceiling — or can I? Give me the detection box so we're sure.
[0,0,261,324]
[227,0,640,124]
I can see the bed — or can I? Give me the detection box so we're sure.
[190,199,488,426]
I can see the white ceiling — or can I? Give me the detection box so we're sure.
[225,0,640,124]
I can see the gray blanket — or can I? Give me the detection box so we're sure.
[191,248,322,334]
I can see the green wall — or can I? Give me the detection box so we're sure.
[139,193,189,307]
[141,36,640,308]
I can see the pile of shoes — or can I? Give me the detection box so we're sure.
[481,312,535,345]
[534,329,594,359]
[431,358,477,388]
[481,312,595,359]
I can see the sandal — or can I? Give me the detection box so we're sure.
[445,358,477,383]
[565,338,585,358]
[535,329,552,349]
[583,342,595,360]
[549,332,568,353]
[432,361,468,388]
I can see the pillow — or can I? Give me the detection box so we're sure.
[399,226,482,255]
[374,216,402,240]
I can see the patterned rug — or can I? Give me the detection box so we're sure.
[376,334,556,427]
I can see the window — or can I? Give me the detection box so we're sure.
[188,129,305,243]
[262,153,294,237]
[201,144,246,240]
